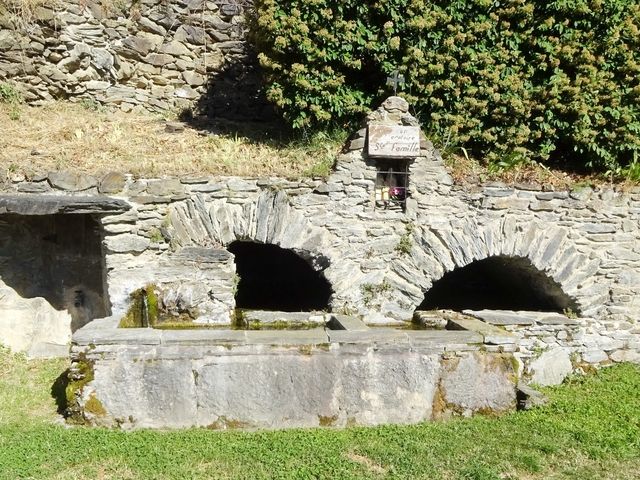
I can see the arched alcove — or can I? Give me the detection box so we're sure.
[418,255,577,313]
[0,213,109,331]
[228,241,332,311]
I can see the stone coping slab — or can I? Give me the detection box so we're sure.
[407,330,483,348]
[463,310,535,325]
[244,329,328,345]
[242,311,325,324]
[326,314,370,331]
[159,329,247,346]
[326,328,409,345]
[74,327,162,346]
[446,316,516,345]
[74,318,486,350]
[0,194,131,215]
[463,309,580,327]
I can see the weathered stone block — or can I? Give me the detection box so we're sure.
[99,172,127,194]
[437,352,516,416]
[0,194,130,215]
[104,233,150,254]
[48,171,97,191]
[147,179,184,197]
[528,348,572,386]
[0,281,71,358]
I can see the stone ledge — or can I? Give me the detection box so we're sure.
[73,327,162,346]
[464,310,582,328]
[0,194,131,215]
[463,310,536,326]
[159,329,246,346]
[242,311,324,325]
[73,321,490,350]
[446,316,516,345]
[244,329,329,346]
[327,329,409,346]
[408,330,483,348]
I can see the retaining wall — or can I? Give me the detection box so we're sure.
[0,0,269,118]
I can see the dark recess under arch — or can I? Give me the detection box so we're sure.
[0,213,108,331]
[228,241,332,312]
[418,255,577,313]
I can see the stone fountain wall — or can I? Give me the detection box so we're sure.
[0,97,639,369]
[0,0,269,118]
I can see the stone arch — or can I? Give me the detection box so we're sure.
[166,190,340,307]
[417,255,577,312]
[167,190,333,260]
[392,216,606,317]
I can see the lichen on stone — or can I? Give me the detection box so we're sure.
[64,355,96,424]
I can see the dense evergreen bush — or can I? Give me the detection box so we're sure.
[252,0,640,173]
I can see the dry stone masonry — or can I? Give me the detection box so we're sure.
[0,0,267,118]
[0,96,639,427]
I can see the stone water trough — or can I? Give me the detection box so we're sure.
[68,311,520,429]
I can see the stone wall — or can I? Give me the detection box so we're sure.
[0,0,270,118]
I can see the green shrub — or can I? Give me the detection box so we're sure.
[0,82,23,120]
[252,0,640,173]
[0,82,21,104]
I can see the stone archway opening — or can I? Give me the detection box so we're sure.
[0,213,109,331]
[228,241,332,311]
[418,255,577,313]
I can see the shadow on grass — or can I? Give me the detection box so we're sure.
[51,369,70,416]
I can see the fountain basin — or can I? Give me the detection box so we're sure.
[68,313,518,429]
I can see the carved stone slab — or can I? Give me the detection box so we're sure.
[367,125,420,158]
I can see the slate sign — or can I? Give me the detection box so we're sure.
[367,125,420,158]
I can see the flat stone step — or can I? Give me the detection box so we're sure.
[446,316,516,345]
[326,314,369,331]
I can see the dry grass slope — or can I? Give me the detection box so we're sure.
[0,101,345,181]
[0,95,632,189]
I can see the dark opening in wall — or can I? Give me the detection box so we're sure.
[418,256,577,313]
[0,214,108,331]
[228,241,332,311]
[374,158,409,212]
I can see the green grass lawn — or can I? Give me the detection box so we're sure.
[0,348,638,480]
